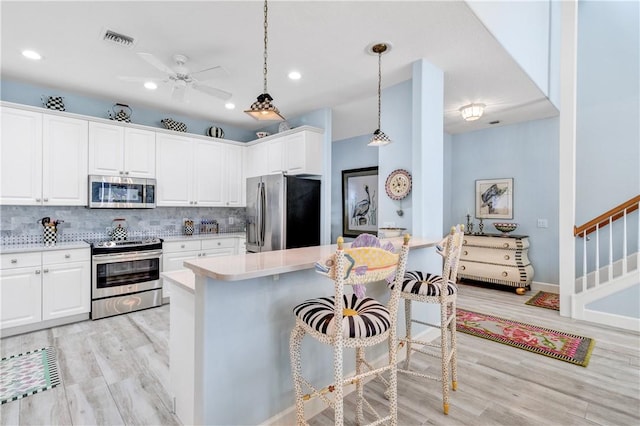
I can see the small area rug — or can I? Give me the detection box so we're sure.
[456,309,595,367]
[525,291,560,311]
[1,347,60,404]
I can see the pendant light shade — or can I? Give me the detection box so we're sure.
[368,43,392,147]
[245,0,284,121]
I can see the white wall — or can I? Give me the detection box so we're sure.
[466,0,551,98]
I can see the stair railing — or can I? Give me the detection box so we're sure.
[574,195,639,292]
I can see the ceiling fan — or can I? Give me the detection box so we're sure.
[119,53,232,102]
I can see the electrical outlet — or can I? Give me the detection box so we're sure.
[229,217,234,225]
[537,219,548,228]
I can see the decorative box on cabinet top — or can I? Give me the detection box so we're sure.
[458,233,534,291]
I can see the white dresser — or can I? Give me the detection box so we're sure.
[458,233,534,293]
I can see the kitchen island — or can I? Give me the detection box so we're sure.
[165,236,439,425]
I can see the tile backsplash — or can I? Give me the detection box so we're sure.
[0,205,246,245]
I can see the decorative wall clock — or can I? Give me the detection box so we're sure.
[385,169,412,200]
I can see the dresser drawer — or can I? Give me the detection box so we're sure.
[460,246,529,266]
[42,248,90,265]
[462,235,529,250]
[1,252,41,269]
[164,240,202,253]
[201,238,236,250]
[459,260,534,287]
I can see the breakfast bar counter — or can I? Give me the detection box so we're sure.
[169,236,439,425]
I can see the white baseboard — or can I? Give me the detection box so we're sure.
[582,309,640,333]
[261,327,441,426]
[530,281,559,294]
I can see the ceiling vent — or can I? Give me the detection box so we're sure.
[101,29,135,48]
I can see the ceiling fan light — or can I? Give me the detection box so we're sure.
[368,129,392,147]
[460,103,485,121]
[244,93,285,121]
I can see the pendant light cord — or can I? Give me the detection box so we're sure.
[377,51,382,130]
[263,0,269,94]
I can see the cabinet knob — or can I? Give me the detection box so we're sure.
[503,243,509,248]
[11,259,17,264]
[501,271,508,277]
[217,242,221,246]
[504,254,510,260]
[463,239,467,245]
[43,268,49,273]
[460,265,465,271]
[36,198,41,202]
[181,244,185,248]
[43,198,49,202]
[65,254,71,259]
[463,250,468,256]
[124,171,130,175]
[194,201,198,205]
[119,171,124,175]
[36,270,41,275]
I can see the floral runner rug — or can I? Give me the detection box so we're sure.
[456,309,595,367]
[0,347,60,404]
[525,291,560,311]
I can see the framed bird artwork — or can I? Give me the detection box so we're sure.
[342,166,379,237]
[475,178,514,219]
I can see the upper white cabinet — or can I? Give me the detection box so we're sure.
[156,133,244,207]
[88,122,156,178]
[245,128,323,178]
[0,107,87,206]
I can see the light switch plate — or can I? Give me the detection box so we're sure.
[537,219,548,228]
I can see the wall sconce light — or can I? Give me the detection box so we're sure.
[459,103,485,121]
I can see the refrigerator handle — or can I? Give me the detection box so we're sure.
[259,182,266,247]
[256,182,263,247]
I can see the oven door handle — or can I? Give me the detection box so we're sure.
[92,250,163,263]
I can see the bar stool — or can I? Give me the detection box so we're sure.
[396,224,464,415]
[290,234,411,426]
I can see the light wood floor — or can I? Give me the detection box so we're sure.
[1,284,639,425]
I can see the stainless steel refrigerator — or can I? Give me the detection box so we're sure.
[246,174,321,253]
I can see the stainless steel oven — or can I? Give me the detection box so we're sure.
[90,238,163,319]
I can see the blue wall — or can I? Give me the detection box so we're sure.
[1,79,257,141]
[449,117,560,285]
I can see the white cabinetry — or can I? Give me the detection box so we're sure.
[0,252,42,329]
[162,237,242,300]
[41,249,91,321]
[245,128,323,178]
[89,122,156,178]
[0,248,90,331]
[156,134,244,207]
[1,107,88,206]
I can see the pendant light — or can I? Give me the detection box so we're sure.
[368,43,392,147]
[245,0,284,121]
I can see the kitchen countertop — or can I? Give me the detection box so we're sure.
[162,270,195,294]
[0,241,91,254]
[184,236,438,282]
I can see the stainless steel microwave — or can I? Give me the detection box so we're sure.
[88,175,156,209]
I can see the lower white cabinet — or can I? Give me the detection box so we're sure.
[0,248,90,331]
[162,237,243,300]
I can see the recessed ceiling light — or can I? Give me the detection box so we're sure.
[288,71,301,80]
[225,102,236,110]
[144,81,158,90]
[22,50,42,60]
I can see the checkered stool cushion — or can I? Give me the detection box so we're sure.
[391,270,458,296]
[293,294,390,339]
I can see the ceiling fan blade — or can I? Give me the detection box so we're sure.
[138,52,176,76]
[118,76,163,82]
[190,65,229,81]
[192,82,232,101]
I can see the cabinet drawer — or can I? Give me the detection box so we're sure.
[460,246,526,266]
[1,252,41,269]
[164,240,202,253]
[459,260,533,287]
[462,235,529,250]
[42,248,90,265]
[201,238,236,250]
